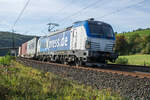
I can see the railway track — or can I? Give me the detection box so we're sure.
[106,64,150,73]
[16,58,150,100]
[17,57,150,78]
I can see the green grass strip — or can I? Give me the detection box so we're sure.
[0,61,126,100]
[120,54,150,66]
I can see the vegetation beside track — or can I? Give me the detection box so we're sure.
[0,61,125,100]
[116,28,150,55]
[117,54,150,66]
[0,55,12,66]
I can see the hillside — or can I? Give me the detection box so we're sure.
[118,28,150,37]
[115,28,150,55]
[0,31,35,56]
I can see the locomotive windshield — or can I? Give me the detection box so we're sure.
[88,22,114,39]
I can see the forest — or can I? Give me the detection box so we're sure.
[115,28,150,55]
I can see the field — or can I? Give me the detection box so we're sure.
[0,60,125,100]
[119,54,150,66]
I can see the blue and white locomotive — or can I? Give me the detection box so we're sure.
[36,18,118,65]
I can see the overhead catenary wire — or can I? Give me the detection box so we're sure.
[10,0,31,54]
[59,0,107,27]
[13,0,31,29]
[60,0,145,24]
[59,0,145,29]
[55,0,75,16]
[45,0,77,34]
[96,0,145,19]
[47,0,76,24]
[69,0,105,19]
[58,0,102,25]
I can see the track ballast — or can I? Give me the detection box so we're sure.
[17,58,150,100]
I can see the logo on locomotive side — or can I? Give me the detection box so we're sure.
[48,33,68,49]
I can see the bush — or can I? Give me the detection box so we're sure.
[115,57,128,64]
[0,55,12,66]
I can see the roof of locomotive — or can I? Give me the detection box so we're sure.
[73,19,111,27]
[40,19,110,38]
[41,26,72,38]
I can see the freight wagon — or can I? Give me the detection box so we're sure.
[19,37,38,58]
[26,37,39,58]
[21,42,27,57]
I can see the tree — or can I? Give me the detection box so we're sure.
[145,43,150,54]
[128,33,142,54]
[115,35,128,55]
[141,34,150,54]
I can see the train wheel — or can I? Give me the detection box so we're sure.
[64,61,68,65]
[75,60,82,66]
[42,56,47,62]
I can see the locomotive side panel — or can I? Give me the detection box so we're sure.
[70,26,87,50]
[37,30,71,55]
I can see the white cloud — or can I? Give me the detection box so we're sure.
[0,0,149,35]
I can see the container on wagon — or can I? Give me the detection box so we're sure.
[18,46,22,57]
[26,37,39,58]
[21,42,27,57]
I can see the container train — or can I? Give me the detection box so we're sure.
[18,19,118,66]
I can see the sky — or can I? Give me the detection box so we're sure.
[0,0,150,36]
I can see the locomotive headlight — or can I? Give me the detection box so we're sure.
[85,40,91,49]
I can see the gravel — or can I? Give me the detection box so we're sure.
[17,59,150,100]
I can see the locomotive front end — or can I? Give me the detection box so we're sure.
[85,19,118,63]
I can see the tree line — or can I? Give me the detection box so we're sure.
[115,33,150,55]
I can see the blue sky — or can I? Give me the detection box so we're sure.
[0,0,150,36]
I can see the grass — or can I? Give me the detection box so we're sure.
[115,57,128,65]
[119,54,150,66]
[0,61,126,100]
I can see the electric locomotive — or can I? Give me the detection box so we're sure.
[36,18,118,65]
